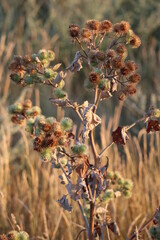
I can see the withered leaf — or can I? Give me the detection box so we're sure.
[52,71,67,85]
[75,155,90,178]
[66,182,80,201]
[52,63,62,71]
[146,119,160,134]
[82,102,101,139]
[112,126,129,145]
[66,51,82,72]
[57,195,73,212]
[108,222,120,236]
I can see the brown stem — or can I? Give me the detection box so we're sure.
[89,202,95,240]
[75,37,88,58]
[75,228,86,240]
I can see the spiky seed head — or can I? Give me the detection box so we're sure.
[69,24,79,38]
[128,73,141,83]
[60,117,73,131]
[99,20,112,33]
[86,19,100,31]
[89,72,100,84]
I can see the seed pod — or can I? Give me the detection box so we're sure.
[71,144,87,155]
[123,179,133,190]
[38,49,48,60]
[17,231,29,240]
[129,73,141,83]
[81,28,92,40]
[54,88,68,99]
[69,24,79,38]
[0,234,7,240]
[26,118,35,134]
[26,106,41,118]
[7,231,19,240]
[44,68,56,78]
[102,189,114,202]
[9,103,23,114]
[40,148,53,162]
[129,34,141,48]
[46,117,56,125]
[89,72,100,84]
[24,75,33,85]
[106,171,114,179]
[112,56,123,69]
[86,19,100,31]
[99,20,112,33]
[117,177,125,185]
[96,51,105,61]
[98,79,110,91]
[48,50,55,61]
[123,190,132,198]
[60,117,73,131]
[10,73,22,83]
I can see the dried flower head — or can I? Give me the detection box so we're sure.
[89,72,100,84]
[81,28,92,40]
[96,51,105,61]
[129,73,141,83]
[146,119,160,133]
[125,61,137,72]
[112,56,123,69]
[125,85,136,95]
[120,65,130,76]
[86,19,100,31]
[106,49,116,59]
[99,20,112,33]
[69,24,79,38]
[116,43,127,54]
[119,21,130,34]
[129,34,141,48]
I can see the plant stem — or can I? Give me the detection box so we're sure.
[89,202,95,240]
[78,200,90,236]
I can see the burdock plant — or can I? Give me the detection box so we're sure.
[8,19,160,240]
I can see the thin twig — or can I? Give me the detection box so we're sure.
[75,37,88,58]
[75,228,86,240]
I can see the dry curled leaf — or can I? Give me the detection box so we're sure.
[112,126,129,145]
[66,182,80,201]
[146,119,160,134]
[108,222,120,236]
[52,71,67,85]
[57,195,73,212]
[82,102,101,139]
[66,51,82,72]
[75,155,90,178]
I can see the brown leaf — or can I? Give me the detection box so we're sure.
[146,119,160,133]
[108,222,120,236]
[57,195,73,212]
[112,126,129,145]
[82,102,101,139]
[66,182,80,201]
[75,155,90,178]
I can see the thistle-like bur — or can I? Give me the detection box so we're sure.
[60,117,73,131]
[71,144,88,155]
[53,88,68,99]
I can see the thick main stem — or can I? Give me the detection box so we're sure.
[89,202,95,240]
